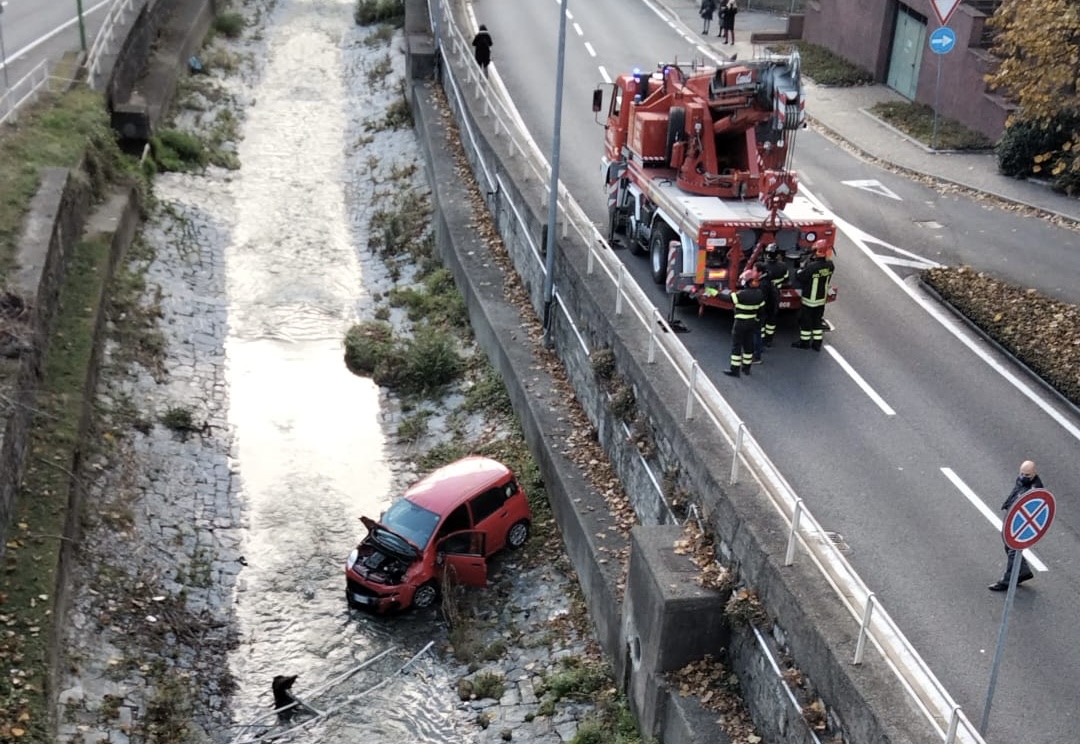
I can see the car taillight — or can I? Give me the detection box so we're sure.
[347,548,359,570]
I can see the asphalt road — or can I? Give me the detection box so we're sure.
[0,0,111,88]
[470,0,1080,741]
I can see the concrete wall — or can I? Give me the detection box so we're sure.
[0,169,93,556]
[407,4,939,742]
[803,0,1008,140]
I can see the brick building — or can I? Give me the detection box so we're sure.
[802,0,1010,140]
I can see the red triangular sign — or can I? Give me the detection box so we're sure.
[931,0,962,26]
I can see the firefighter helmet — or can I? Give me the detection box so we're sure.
[812,239,831,257]
[739,269,760,287]
[764,242,780,259]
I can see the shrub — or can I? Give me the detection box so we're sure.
[996,111,1080,179]
[151,129,206,172]
[772,42,874,87]
[869,101,992,151]
[355,0,404,26]
[214,11,245,39]
[343,320,396,377]
[471,671,505,700]
[400,325,463,394]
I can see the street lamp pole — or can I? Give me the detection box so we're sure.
[0,2,11,90]
[541,0,569,347]
[76,0,87,52]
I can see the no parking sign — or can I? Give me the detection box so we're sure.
[1003,488,1055,550]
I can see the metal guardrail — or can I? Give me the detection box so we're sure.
[85,0,141,90]
[430,1,986,742]
[0,58,50,124]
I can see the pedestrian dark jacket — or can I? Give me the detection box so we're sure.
[472,28,493,67]
[700,0,716,20]
[757,273,779,319]
[720,3,737,30]
[1002,473,1043,511]
[796,257,834,307]
[763,259,789,289]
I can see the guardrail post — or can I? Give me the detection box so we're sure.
[853,593,876,665]
[945,705,961,744]
[784,499,804,566]
[729,423,746,484]
[587,241,595,274]
[615,265,624,315]
[647,308,659,363]
[685,361,699,420]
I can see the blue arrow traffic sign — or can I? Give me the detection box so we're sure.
[1004,489,1055,550]
[933,26,959,54]
[929,27,956,55]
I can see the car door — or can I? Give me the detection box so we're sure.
[467,482,516,553]
[437,530,487,587]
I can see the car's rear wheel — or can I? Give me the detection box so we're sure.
[412,582,439,609]
[507,520,530,549]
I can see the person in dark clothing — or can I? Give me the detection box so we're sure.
[472,25,493,77]
[724,269,764,377]
[752,258,778,363]
[758,243,788,348]
[988,460,1041,591]
[700,0,717,34]
[792,239,834,351]
[719,0,738,43]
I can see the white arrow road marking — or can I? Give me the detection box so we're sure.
[940,468,1048,572]
[841,179,903,200]
[878,256,940,270]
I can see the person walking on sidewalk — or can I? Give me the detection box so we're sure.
[472,25,493,77]
[723,269,764,378]
[699,0,717,35]
[988,460,1042,591]
[792,240,834,351]
[719,0,738,44]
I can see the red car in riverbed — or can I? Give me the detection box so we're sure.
[345,456,532,612]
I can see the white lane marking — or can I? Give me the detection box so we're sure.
[566,9,573,19]
[573,22,583,36]
[940,468,1048,572]
[878,256,940,270]
[598,65,611,84]
[842,179,903,201]
[823,346,896,415]
[0,0,110,70]
[584,41,596,57]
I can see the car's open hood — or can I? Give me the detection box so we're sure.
[360,516,422,559]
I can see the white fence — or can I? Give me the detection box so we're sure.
[85,0,143,91]
[431,0,986,742]
[0,59,50,125]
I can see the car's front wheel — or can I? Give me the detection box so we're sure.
[412,582,439,609]
[506,520,530,549]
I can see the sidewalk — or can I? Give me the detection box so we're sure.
[661,1,1080,225]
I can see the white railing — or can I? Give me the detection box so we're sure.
[0,59,50,125]
[85,0,143,90]
[431,1,985,742]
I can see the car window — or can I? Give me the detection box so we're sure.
[436,505,471,540]
[469,483,514,524]
[439,531,483,556]
[382,499,440,547]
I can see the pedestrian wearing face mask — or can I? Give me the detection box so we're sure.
[988,460,1041,591]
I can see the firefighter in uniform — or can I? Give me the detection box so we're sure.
[792,239,834,351]
[724,269,765,377]
[758,243,787,348]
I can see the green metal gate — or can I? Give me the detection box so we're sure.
[886,4,927,99]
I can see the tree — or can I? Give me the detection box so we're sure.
[986,0,1080,193]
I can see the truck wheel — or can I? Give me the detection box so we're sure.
[649,224,674,284]
[665,106,686,167]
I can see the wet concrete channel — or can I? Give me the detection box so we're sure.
[54,1,598,743]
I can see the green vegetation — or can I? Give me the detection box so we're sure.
[0,235,113,742]
[354,0,405,26]
[772,41,873,87]
[344,321,463,396]
[470,671,506,700]
[996,111,1080,192]
[160,405,200,433]
[213,11,245,39]
[151,129,207,172]
[0,87,122,277]
[868,101,992,151]
[364,23,398,47]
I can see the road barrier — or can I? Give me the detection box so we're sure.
[429,0,986,741]
[85,0,144,90]
[0,59,50,125]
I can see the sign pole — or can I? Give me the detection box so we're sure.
[931,49,941,150]
[979,554,1021,735]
